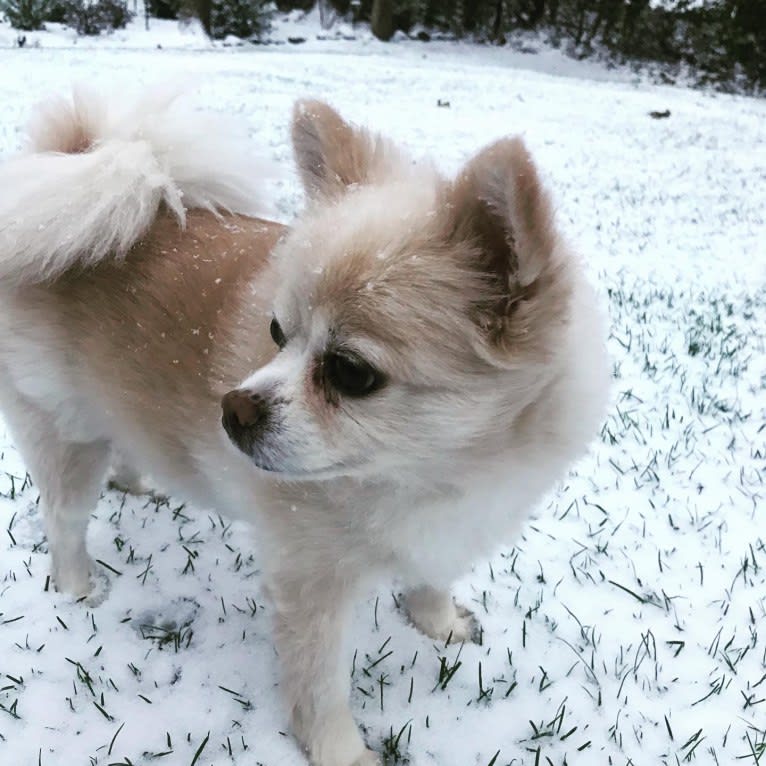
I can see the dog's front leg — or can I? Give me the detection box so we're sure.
[270,574,379,766]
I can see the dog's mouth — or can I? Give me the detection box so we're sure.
[223,425,359,481]
[250,455,360,481]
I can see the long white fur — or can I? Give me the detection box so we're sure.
[0,86,271,287]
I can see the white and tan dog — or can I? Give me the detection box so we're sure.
[0,89,609,766]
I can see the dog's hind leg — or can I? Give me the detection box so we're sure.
[0,387,110,598]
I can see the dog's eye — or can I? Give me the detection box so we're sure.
[324,352,384,398]
[270,317,287,349]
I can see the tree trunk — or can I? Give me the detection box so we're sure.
[371,0,394,41]
[318,0,335,30]
[195,0,212,36]
[530,0,545,26]
[461,0,479,34]
[548,0,559,27]
[491,0,504,43]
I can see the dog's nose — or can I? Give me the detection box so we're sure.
[221,389,269,444]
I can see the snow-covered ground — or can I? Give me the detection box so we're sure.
[1,16,765,766]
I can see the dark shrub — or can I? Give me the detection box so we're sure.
[208,0,273,39]
[146,0,182,20]
[1,0,50,30]
[63,0,131,35]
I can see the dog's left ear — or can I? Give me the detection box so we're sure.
[291,99,402,201]
[449,137,570,364]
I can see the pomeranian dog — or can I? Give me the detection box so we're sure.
[0,88,609,766]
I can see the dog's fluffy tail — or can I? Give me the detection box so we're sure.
[0,86,271,288]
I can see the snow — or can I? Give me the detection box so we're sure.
[1,14,766,766]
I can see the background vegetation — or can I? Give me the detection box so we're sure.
[1,0,763,92]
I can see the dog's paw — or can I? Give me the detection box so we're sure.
[450,603,482,644]
[350,750,380,766]
[52,558,111,606]
[415,602,481,644]
[107,474,153,496]
[82,564,112,607]
[52,561,92,601]
[107,458,163,498]
[297,706,376,766]
[403,587,482,644]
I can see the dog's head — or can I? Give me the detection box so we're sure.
[222,100,574,480]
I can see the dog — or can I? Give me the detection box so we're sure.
[0,88,610,766]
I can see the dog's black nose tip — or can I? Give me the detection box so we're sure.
[221,389,268,443]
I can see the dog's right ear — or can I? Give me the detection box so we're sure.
[291,99,402,201]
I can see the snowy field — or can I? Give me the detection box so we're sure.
[1,17,766,766]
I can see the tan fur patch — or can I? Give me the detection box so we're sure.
[33,209,285,458]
